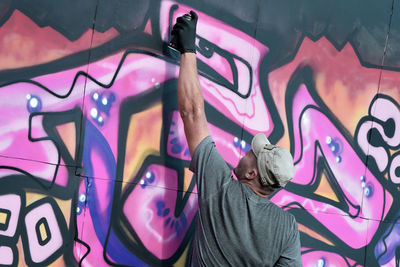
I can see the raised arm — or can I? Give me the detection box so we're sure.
[172,11,210,156]
[178,53,210,156]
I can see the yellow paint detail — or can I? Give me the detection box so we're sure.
[314,172,339,202]
[123,104,162,187]
[174,242,191,267]
[39,222,48,241]
[56,122,76,159]
[298,223,334,246]
[0,211,7,224]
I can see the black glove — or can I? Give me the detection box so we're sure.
[170,11,198,54]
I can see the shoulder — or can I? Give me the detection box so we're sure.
[269,201,297,227]
[192,136,214,155]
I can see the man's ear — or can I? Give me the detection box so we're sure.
[246,168,258,180]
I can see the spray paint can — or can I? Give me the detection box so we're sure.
[168,13,192,54]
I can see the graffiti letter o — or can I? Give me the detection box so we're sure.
[22,198,66,266]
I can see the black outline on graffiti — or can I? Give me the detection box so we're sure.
[0,188,25,267]
[284,65,400,265]
[1,1,399,265]
[20,197,68,267]
[0,45,282,265]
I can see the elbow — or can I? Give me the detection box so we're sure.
[179,104,205,121]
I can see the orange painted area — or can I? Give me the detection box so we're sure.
[16,193,72,266]
[269,37,400,147]
[314,173,339,202]
[56,122,76,160]
[0,10,119,71]
[16,236,27,266]
[25,192,72,228]
[123,104,163,185]
[183,167,194,192]
[298,222,334,246]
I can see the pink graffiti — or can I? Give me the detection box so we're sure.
[0,194,20,266]
[271,83,393,249]
[160,1,273,136]
[0,246,13,265]
[124,164,197,259]
[74,179,106,266]
[167,111,247,166]
[24,202,63,263]
[302,250,360,267]
[0,52,179,185]
[356,96,400,179]
[0,1,271,181]
[0,194,21,237]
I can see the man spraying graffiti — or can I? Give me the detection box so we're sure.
[171,10,302,266]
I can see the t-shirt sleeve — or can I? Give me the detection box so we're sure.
[274,219,302,267]
[189,136,232,199]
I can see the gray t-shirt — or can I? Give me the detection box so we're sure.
[189,136,302,266]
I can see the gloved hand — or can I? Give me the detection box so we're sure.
[170,10,198,54]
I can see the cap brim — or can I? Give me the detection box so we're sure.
[251,133,271,157]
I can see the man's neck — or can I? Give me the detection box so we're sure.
[232,170,272,198]
[246,183,271,198]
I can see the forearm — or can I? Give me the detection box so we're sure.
[178,53,204,115]
[177,53,209,155]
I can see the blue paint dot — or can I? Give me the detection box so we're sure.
[145,171,155,184]
[364,185,373,197]
[163,208,170,217]
[325,136,332,145]
[76,206,82,215]
[169,131,175,135]
[165,217,171,226]
[330,142,339,153]
[26,95,42,113]
[175,221,181,235]
[79,193,86,203]
[96,92,115,114]
[170,220,175,228]
[156,201,164,209]
[184,148,190,156]
[244,144,251,152]
[317,258,325,267]
[233,137,240,147]
[170,137,178,144]
[109,93,116,102]
[96,118,104,127]
[92,92,100,101]
[156,201,165,216]
[172,143,184,154]
[140,180,147,189]
[180,213,187,228]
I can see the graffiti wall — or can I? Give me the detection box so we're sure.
[1,0,399,266]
